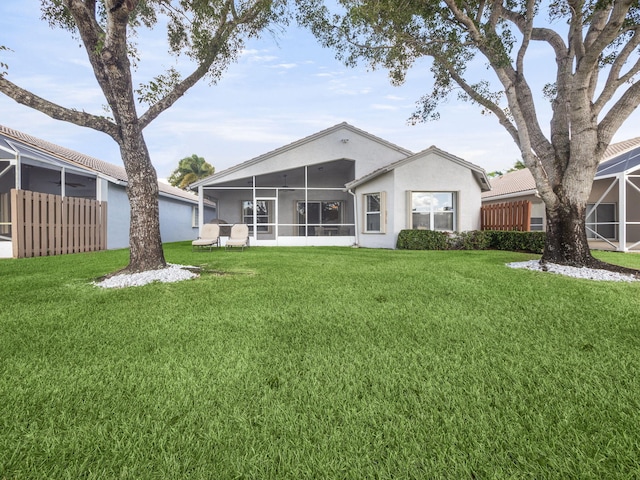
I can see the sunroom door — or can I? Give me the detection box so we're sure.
[253,197,277,241]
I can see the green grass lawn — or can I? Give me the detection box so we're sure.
[1,245,640,479]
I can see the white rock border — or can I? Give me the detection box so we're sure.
[507,260,639,282]
[93,263,200,289]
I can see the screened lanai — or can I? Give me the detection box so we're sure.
[197,159,357,246]
[0,131,99,256]
[588,144,640,252]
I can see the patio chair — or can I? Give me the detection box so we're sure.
[225,223,250,251]
[192,223,220,252]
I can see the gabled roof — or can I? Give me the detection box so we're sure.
[190,122,414,188]
[0,124,202,205]
[345,145,491,191]
[481,136,640,200]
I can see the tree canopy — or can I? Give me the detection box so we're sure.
[299,0,640,267]
[169,154,215,189]
[488,160,526,178]
[0,0,286,272]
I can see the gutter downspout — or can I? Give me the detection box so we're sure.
[348,188,359,247]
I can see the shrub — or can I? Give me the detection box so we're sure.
[448,230,491,250]
[485,230,546,254]
[396,229,449,250]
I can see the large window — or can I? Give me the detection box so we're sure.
[586,203,616,239]
[242,200,271,232]
[297,200,343,235]
[411,192,456,231]
[364,192,385,233]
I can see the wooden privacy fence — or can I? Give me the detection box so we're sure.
[11,189,107,258]
[481,200,532,231]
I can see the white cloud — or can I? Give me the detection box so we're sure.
[371,104,398,111]
[272,63,297,70]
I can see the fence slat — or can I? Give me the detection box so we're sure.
[481,201,532,231]
[10,189,107,258]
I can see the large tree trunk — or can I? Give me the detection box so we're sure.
[119,126,166,273]
[543,199,595,266]
[534,129,601,267]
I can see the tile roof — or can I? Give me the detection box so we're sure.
[481,167,537,199]
[482,136,640,200]
[0,124,201,204]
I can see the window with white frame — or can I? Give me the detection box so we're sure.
[296,200,343,235]
[192,206,199,228]
[410,192,456,231]
[530,217,544,231]
[586,203,616,239]
[242,200,271,232]
[364,192,385,233]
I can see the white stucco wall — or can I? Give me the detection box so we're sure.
[355,171,395,249]
[356,151,484,249]
[207,126,411,184]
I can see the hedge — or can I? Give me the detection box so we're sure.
[396,229,449,250]
[396,229,545,254]
[485,230,546,254]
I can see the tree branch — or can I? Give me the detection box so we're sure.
[576,0,635,79]
[0,75,119,138]
[593,29,640,114]
[446,67,519,144]
[598,78,640,144]
[140,0,272,129]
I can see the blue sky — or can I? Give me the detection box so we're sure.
[1,1,638,180]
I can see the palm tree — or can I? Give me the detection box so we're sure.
[168,154,214,189]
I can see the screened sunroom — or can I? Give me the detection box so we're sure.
[196,159,357,246]
[0,130,99,258]
[587,144,640,252]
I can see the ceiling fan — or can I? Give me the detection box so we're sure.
[49,180,86,188]
[280,174,294,192]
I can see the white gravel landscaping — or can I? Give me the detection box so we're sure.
[94,263,199,288]
[507,260,639,282]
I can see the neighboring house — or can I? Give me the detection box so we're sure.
[191,122,490,249]
[0,124,216,258]
[481,137,640,252]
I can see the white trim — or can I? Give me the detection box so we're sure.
[198,185,204,234]
[362,191,386,234]
[15,153,21,190]
[619,174,627,252]
[408,191,457,231]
